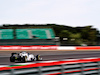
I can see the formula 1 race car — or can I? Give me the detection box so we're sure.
[10,51,42,62]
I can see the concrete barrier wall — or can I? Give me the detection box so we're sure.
[0,45,100,50]
[0,45,58,50]
[1,57,100,75]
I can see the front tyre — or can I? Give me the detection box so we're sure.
[18,56,21,61]
[10,56,15,62]
[36,55,42,61]
[22,56,27,63]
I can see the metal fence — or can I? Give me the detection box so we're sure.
[0,58,100,75]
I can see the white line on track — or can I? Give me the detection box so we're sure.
[13,57,100,66]
[15,63,36,65]
[0,65,9,67]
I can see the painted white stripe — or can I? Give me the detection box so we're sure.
[0,65,9,67]
[15,63,36,65]
[40,60,58,63]
[45,30,51,39]
[27,30,33,39]
[82,57,99,59]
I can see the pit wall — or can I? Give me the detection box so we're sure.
[0,45,100,50]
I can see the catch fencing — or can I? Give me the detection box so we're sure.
[0,58,100,75]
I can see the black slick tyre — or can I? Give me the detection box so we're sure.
[10,56,15,62]
[22,56,27,63]
[36,55,40,61]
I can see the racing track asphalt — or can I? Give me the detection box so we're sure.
[0,50,100,65]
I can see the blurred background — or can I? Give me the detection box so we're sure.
[0,0,100,46]
[0,24,99,46]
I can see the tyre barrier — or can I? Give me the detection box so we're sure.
[0,58,100,75]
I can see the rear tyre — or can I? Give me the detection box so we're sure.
[22,56,27,63]
[10,56,15,62]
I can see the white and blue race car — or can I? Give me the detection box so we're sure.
[10,51,42,62]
